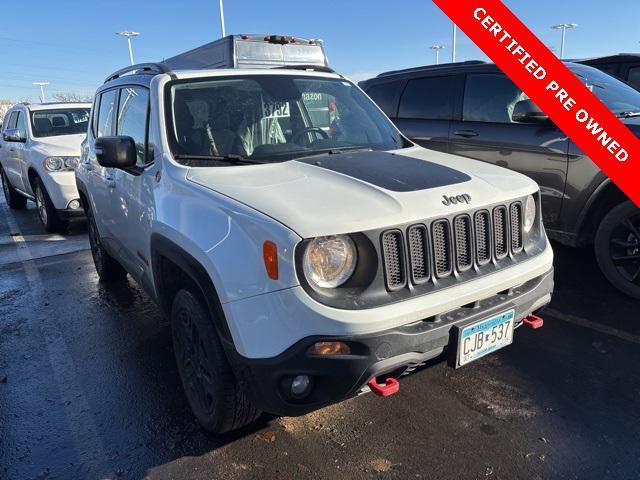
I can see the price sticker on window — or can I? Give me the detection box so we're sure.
[262,100,290,118]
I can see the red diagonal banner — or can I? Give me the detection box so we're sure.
[433,0,640,207]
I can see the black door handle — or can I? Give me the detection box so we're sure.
[453,130,479,138]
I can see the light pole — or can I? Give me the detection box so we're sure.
[551,23,578,59]
[452,23,457,63]
[217,0,226,37]
[116,31,140,65]
[430,45,445,65]
[33,82,49,103]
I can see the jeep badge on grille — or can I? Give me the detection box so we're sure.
[442,194,472,206]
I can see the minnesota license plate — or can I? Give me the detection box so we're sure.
[457,309,515,367]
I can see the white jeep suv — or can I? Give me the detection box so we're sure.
[0,102,90,231]
[76,35,554,434]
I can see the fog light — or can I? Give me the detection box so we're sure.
[308,341,351,356]
[291,375,311,398]
[68,199,81,210]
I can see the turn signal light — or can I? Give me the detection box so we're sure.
[263,241,279,280]
[308,341,351,356]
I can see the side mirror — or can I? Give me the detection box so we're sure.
[512,99,550,124]
[3,128,27,143]
[95,136,137,169]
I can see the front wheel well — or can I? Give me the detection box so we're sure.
[151,240,232,343]
[578,182,629,246]
[27,167,39,190]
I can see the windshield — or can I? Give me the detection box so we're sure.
[569,64,640,115]
[30,108,90,138]
[166,75,406,164]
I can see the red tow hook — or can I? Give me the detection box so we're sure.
[367,375,400,397]
[523,313,544,329]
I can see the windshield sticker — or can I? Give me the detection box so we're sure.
[262,100,290,118]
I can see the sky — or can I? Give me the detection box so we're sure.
[1,0,639,102]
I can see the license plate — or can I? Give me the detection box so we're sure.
[457,309,515,367]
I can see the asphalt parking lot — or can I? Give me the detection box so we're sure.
[1,197,639,480]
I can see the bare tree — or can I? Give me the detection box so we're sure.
[52,92,94,103]
[0,99,16,126]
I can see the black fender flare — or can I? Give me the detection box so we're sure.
[150,233,233,344]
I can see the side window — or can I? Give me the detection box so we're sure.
[398,76,456,120]
[15,111,27,136]
[4,111,17,131]
[97,89,118,138]
[463,74,527,124]
[366,81,403,117]
[627,66,640,90]
[91,96,100,137]
[117,87,150,166]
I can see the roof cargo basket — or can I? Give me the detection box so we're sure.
[163,34,329,70]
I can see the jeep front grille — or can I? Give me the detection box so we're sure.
[454,215,473,272]
[510,203,523,253]
[432,220,452,277]
[493,206,509,260]
[407,225,429,284]
[380,202,525,290]
[381,230,406,290]
[475,211,491,266]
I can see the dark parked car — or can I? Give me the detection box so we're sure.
[360,61,640,299]
[577,54,640,91]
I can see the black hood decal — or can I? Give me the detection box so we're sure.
[296,151,471,192]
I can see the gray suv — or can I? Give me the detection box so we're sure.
[360,61,640,299]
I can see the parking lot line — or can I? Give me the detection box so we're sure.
[0,202,108,472]
[545,307,640,345]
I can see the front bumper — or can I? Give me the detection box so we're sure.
[39,170,80,210]
[229,268,554,416]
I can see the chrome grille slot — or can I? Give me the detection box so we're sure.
[474,210,492,265]
[494,206,509,259]
[454,215,473,271]
[431,220,452,278]
[407,225,430,284]
[381,230,406,291]
[510,202,523,253]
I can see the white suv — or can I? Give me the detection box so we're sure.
[76,35,554,434]
[0,102,91,231]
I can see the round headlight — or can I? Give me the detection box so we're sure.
[44,157,64,171]
[524,195,536,233]
[64,157,80,170]
[303,235,357,289]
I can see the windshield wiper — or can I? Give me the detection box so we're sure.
[173,154,264,165]
[295,146,374,160]
[616,111,640,118]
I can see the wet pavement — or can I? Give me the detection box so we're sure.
[1,196,639,480]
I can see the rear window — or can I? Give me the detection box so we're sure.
[366,81,403,117]
[31,108,90,138]
[398,76,457,120]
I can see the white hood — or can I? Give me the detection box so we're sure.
[186,146,538,238]
[31,134,86,156]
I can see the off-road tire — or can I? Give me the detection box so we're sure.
[171,289,261,433]
[1,169,27,209]
[87,208,127,282]
[595,201,640,299]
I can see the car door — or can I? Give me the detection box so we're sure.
[109,85,154,280]
[393,75,463,153]
[0,111,19,184]
[90,88,119,241]
[449,73,569,228]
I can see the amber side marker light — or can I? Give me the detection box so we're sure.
[263,241,279,280]
[308,341,351,356]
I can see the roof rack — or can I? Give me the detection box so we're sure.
[273,64,337,74]
[377,60,487,78]
[105,62,172,83]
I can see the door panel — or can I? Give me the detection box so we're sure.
[450,74,569,228]
[394,75,463,153]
